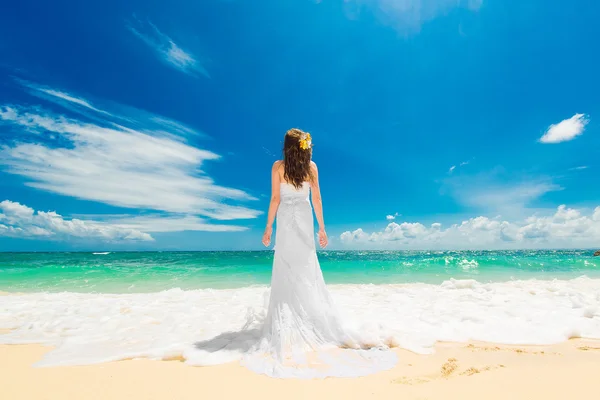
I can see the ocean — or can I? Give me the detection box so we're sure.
[1,250,599,292]
[1,250,600,367]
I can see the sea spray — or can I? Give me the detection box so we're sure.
[2,277,600,367]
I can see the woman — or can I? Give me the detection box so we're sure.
[241,128,397,379]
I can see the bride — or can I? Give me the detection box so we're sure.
[239,128,397,379]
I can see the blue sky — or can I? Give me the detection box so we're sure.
[0,0,599,251]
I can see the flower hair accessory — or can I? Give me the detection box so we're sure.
[299,133,312,150]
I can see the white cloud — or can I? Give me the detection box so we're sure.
[448,159,471,174]
[569,166,588,171]
[0,105,259,220]
[463,181,561,211]
[340,205,600,249]
[127,18,208,78]
[338,0,482,33]
[386,212,399,221]
[441,168,562,219]
[539,114,589,144]
[12,78,114,118]
[38,88,112,116]
[0,200,153,242]
[0,83,261,234]
[105,214,247,233]
[165,43,196,72]
[340,228,369,243]
[21,80,204,141]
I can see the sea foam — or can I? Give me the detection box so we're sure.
[1,277,600,367]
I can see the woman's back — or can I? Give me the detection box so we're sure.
[279,181,310,201]
[274,180,316,255]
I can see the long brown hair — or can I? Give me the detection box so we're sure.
[283,128,313,189]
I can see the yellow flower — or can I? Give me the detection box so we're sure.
[299,133,312,150]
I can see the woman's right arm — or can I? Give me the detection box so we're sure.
[310,162,328,248]
[262,161,281,247]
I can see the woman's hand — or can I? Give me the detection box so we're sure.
[262,226,273,247]
[318,229,328,248]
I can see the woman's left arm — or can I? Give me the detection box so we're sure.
[262,161,281,247]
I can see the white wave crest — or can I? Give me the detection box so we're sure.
[2,277,600,367]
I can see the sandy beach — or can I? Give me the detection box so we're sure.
[2,339,600,400]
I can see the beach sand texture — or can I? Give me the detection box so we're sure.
[2,339,600,400]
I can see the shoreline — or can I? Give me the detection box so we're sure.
[2,340,600,399]
[1,272,599,293]
[1,249,598,253]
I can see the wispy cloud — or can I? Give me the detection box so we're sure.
[441,168,562,218]
[337,0,483,33]
[386,212,400,221]
[539,114,589,144]
[569,166,588,171]
[461,181,561,211]
[0,105,257,219]
[35,88,112,116]
[127,18,209,78]
[21,81,203,140]
[0,81,260,235]
[71,213,249,233]
[448,159,471,174]
[105,214,247,233]
[0,200,153,242]
[341,204,600,250]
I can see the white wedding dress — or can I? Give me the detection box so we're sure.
[240,182,398,378]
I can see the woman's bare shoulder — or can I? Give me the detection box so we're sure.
[272,160,283,170]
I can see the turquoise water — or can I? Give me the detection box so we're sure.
[1,250,599,293]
